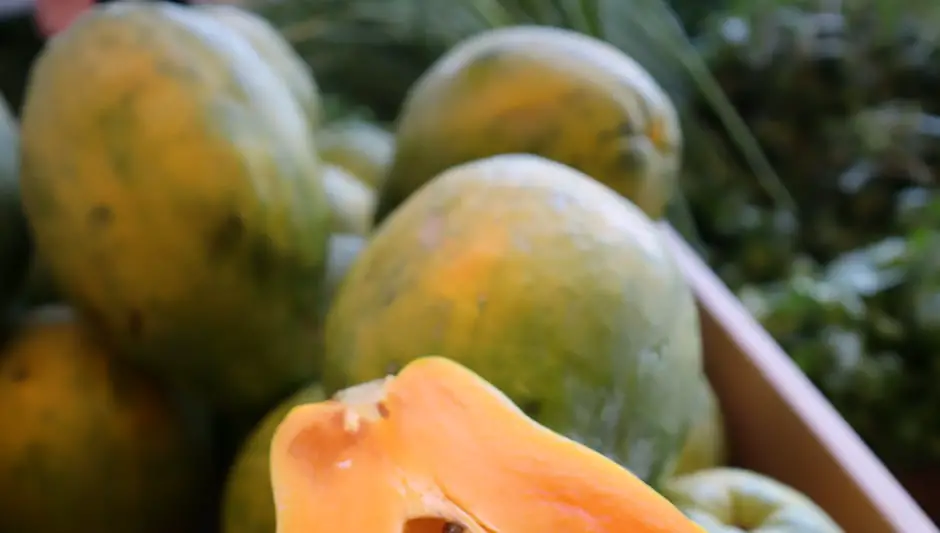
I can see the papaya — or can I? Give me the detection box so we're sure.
[373,25,681,225]
[271,356,706,533]
[18,2,331,418]
[0,306,212,533]
[0,95,30,309]
[222,383,325,533]
[663,468,843,532]
[317,119,396,190]
[669,381,727,477]
[198,3,322,130]
[323,164,376,236]
[324,153,705,485]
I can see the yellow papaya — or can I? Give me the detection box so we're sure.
[325,154,704,485]
[272,356,706,533]
[19,2,330,418]
[374,25,681,225]
[0,307,212,533]
[198,4,322,129]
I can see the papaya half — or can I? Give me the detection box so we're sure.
[0,95,30,309]
[325,153,705,485]
[18,2,331,418]
[271,356,706,533]
[373,25,681,225]
[198,4,322,130]
[0,306,213,533]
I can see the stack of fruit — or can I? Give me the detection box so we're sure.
[0,2,842,532]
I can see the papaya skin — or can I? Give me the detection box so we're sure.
[325,153,705,486]
[322,164,376,236]
[317,119,396,190]
[198,4,322,129]
[374,25,681,225]
[271,356,706,533]
[669,381,727,477]
[18,2,330,418]
[0,306,213,533]
[663,468,843,532]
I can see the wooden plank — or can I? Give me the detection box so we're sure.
[662,224,937,533]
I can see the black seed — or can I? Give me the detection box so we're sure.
[442,523,465,533]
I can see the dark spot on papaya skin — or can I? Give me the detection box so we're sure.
[7,361,29,383]
[249,236,277,281]
[442,523,466,533]
[127,309,144,338]
[88,205,114,228]
[207,213,245,259]
[596,121,637,143]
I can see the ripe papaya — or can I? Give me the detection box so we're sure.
[323,165,376,236]
[221,383,325,533]
[0,306,213,533]
[0,95,30,309]
[198,4,322,130]
[373,25,681,225]
[325,154,704,485]
[271,356,706,533]
[19,2,331,418]
[317,119,396,190]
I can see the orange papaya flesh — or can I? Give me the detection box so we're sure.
[271,356,705,533]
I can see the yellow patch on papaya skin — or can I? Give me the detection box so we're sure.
[270,356,706,533]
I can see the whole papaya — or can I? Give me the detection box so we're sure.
[19,2,330,418]
[326,154,704,486]
[374,25,681,224]
[0,306,213,533]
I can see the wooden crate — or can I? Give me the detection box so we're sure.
[663,225,937,533]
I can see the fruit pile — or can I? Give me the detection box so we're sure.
[0,2,842,532]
